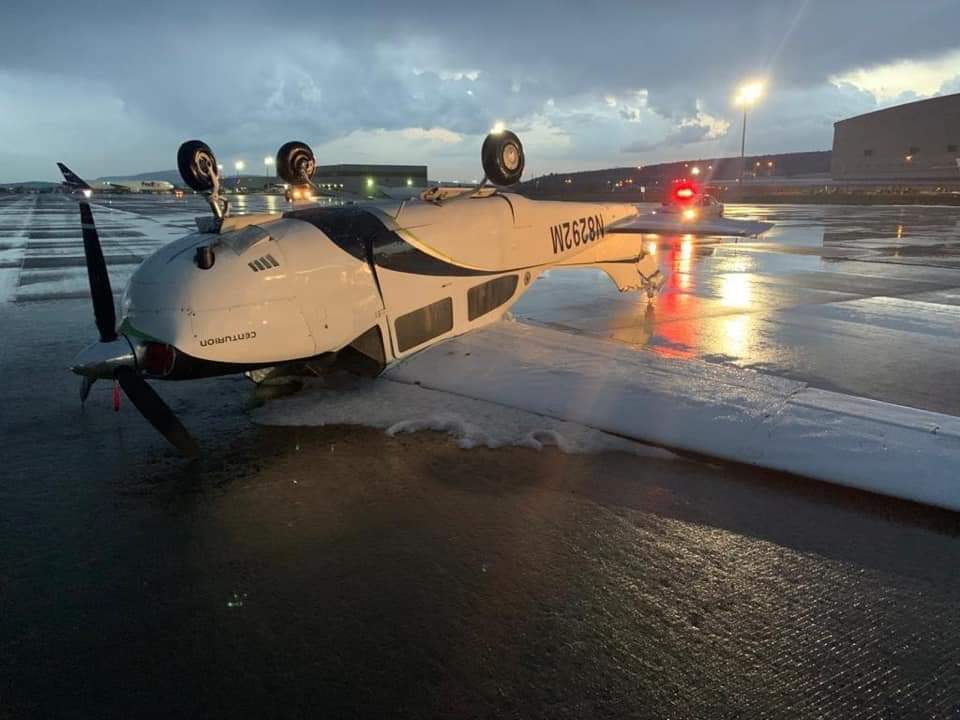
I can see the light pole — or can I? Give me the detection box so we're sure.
[264,156,274,185]
[234,160,245,190]
[734,81,765,188]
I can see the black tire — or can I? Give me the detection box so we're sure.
[276,141,316,185]
[177,140,219,193]
[481,130,524,186]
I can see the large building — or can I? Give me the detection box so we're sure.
[831,93,960,182]
[312,164,428,195]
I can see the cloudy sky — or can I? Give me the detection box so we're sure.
[1,0,958,182]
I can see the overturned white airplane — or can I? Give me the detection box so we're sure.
[62,131,772,455]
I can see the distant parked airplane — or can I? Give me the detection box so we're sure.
[57,163,175,195]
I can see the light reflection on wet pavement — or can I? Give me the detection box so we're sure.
[516,204,960,414]
[2,195,960,718]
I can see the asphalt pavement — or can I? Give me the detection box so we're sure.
[1,193,959,719]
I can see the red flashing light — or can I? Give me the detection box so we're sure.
[672,180,699,203]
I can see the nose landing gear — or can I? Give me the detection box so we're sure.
[178,140,227,223]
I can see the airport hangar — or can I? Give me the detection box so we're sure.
[310,163,428,194]
[831,92,960,182]
[520,92,960,198]
[222,164,429,195]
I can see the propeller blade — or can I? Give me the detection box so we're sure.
[115,366,200,457]
[80,376,95,404]
[78,202,117,342]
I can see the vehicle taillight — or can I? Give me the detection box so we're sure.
[673,181,698,203]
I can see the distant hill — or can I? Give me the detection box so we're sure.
[1,169,182,188]
[1,169,273,189]
[516,150,832,200]
[98,170,280,188]
[98,169,182,185]
[0,181,59,189]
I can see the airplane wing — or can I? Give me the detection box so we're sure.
[608,213,773,237]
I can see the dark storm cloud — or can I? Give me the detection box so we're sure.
[1,0,958,180]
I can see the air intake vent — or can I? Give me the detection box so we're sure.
[248,254,280,272]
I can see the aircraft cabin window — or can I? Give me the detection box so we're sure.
[395,298,454,352]
[467,275,519,321]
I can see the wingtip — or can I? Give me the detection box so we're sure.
[57,162,91,190]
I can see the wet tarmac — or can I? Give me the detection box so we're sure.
[516,203,960,415]
[2,194,960,718]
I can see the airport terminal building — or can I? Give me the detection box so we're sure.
[831,93,960,182]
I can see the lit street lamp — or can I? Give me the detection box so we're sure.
[234,160,245,190]
[264,156,274,180]
[734,80,765,187]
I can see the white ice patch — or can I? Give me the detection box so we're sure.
[253,374,673,459]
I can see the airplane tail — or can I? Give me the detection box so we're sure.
[57,162,92,190]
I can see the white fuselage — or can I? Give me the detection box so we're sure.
[118,193,654,377]
[93,179,176,193]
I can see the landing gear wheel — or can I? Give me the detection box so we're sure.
[177,140,219,193]
[481,130,525,186]
[276,141,317,185]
